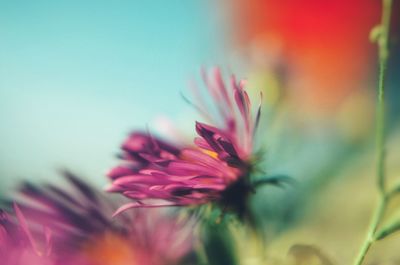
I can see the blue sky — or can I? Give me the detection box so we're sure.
[0,1,227,190]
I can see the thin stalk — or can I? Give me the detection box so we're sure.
[376,0,392,194]
[353,196,387,265]
[353,0,392,264]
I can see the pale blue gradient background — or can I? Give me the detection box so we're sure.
[0,1,227,191]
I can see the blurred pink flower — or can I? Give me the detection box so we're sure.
[108,68,262,216]
[9,171,194,265]
[0,204,53,265]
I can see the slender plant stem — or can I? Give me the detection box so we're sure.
[353,0,392,265]
[376,0,392,195]
[353,196,387,265]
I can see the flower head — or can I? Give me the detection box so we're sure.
[8,171,194,265]
[108,68,262,217]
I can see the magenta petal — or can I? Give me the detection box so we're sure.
[114,175,168,186]
[44,226,52,256]
[167,161,217,177]
[105,184,124,192]
[234,86,249,119]
[122,132,153,152]
[107,166,134,179]
[194,137,212,151]
[181,149,224,169]
[112,202,143,217]
[13,203,41,255]
[213,68,232,109]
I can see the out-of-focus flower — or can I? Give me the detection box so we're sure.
[227,0,380,113]
[107,68,272,217]
[9,171,194,265]
[0,204,53,265]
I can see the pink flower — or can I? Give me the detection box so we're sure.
[0,204,53,265]
[11,171,194,265]
[107,68,262,217]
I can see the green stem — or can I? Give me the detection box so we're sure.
[353,197,387,265]
[376,0,392,194]
[353,0,392,264]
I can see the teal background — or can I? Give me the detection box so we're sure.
[0,1,226,191]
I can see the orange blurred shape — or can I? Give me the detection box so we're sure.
[82,232,136,265]
[230,0,380,112]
